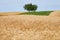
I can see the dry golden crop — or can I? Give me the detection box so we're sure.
[49,10,60,17]
[0,12,23,15]
[0,15,60,40]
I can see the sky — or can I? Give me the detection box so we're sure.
[0,0,60,12]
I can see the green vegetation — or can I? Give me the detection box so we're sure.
[20,11,53,15]
[24,3,38,12]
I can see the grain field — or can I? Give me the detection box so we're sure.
[0,15,60,40]
[0,12,23,15]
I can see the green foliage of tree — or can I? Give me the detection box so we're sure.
[24,3,38,12]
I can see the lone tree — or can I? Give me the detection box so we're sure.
[24,3,38,12]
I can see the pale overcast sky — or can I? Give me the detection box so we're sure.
[0,0,60,12]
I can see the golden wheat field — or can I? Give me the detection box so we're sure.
[0,11,60,40]
[49,10,60,17]
[0,12,23,15]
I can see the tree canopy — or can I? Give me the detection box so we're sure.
[24,3,38,12]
